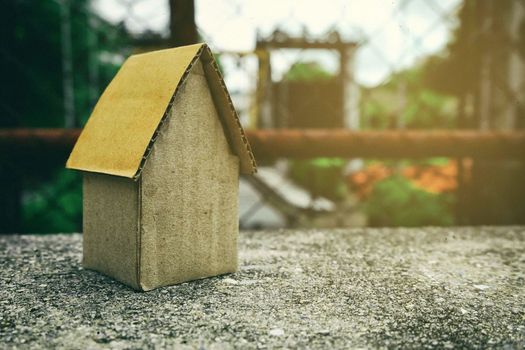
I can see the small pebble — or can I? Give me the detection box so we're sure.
[269,328,284,337]
[222,278,239,285]
[473,284,490,291]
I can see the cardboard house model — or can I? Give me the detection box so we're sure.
[66,43,256,291]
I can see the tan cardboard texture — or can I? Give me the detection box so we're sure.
[83,173,141,289]
[66,44,256,291]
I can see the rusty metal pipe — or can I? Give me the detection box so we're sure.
[0,128,80,150]
[1,128,524,160]
[246,129,525,159]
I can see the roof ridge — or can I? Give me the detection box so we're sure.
[133,44,256,179]
[132,45,205,179]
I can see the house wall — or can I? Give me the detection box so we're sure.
[139,60,240,290]
[83,173,140,289]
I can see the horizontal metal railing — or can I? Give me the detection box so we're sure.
[1,128,525,160]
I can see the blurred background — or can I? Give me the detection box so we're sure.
[1,0,525,233]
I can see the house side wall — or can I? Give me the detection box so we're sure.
[83,173,140,289]
[139,60,240,290]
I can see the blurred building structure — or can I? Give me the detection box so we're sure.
[254,30,358,130]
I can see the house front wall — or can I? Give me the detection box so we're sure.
[139,60,240,290]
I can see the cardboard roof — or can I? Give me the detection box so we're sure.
[66,43,256,179]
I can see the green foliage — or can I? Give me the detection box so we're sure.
[1,0,129,127]
[421,157,450,166]
[284,62,333,81]
[289,158,347,201]
[1,0,130,232]
[361,62,457,129]
[22,170,82,233]
[364,175,455,227]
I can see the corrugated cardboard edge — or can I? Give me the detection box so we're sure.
[131,43,256,180]
[200,45,257,176]
[65,45,205,179]
[132,44,256,179]
[136,176,143,290]
[66,43,256,179]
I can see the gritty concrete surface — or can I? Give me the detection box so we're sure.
[0,227,524,349]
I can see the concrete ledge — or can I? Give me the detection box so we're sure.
[1,227,524,349]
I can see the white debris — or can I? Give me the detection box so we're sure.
[222,278,239,285]
[473,284,490,291]
[269,328,285,337]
